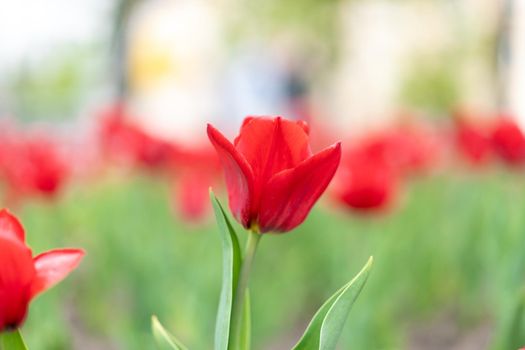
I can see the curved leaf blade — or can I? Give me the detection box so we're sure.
[492,288,525,349]
[210,191,242,350]
[151,315,188,350]
[292,256,373,350]
[0,329,28,350]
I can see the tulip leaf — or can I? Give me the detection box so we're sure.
[151,315,188,350]
[492,288,525,349]
[292,256,373,350]
[210,191,242,350]
[0,329,28,350]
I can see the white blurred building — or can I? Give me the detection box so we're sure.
[329,0,502,134]
[506,0,525,126]
[127,0,223,143]
[126,0,297,141]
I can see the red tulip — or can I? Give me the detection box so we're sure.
[173,173,214,222]
[0,136,69,201]
[98,105,175,170]
[170,145,221,223]
[490,118,525,166]
[0,209,84,331]
[332,150,397,212]
[357,124,441,175]
[454,120,491,165]
[208,116,341,233]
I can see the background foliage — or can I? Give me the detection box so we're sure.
[17,168,525,349]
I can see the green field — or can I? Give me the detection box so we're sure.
[18,168,525,349]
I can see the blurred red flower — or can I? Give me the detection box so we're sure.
[173,173,214,222]
[332,150,397,212]
[454,119,492,165]
[357,124,441,175]
[0,135,69,201]
[98,105,175,170]
[170,145,221,223]
[0,209,84,331]
[490,117,525,166]
[208,116,341,233]
[328,121,439,214]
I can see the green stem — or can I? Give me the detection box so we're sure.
[230,229,261,350]
[0,329,28,350]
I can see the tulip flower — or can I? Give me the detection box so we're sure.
[172,173,214,222]
[98,105,175,171]
[357,124,441,175]
[152,118,371,350]
[0,135,69,202]
[332,149,397,212]
[0,209,84,332]
[207,116,341,233]
[454,119,492,165]
[170,145,221,223]
[490,118,525,166]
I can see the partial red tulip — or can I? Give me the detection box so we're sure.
[170,144,221,223]
[0,209,84,331]
[358,124,441,175]
[332,150,397,212]
[454,119,492,165]
[98,105,174,170]
[173,173,214,222]
[490,118,525,166]
[0,135,69,201]
[208,116,341,233]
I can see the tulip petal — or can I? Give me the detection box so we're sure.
[207,124,254,228]
[30,249,85,298]
[258,143,341,233]
[0,209,25,243]
[0,237,34,330]
[234,117,312,184]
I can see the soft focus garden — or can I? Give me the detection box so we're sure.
[1,1,525,349]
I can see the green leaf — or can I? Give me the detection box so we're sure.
[0,329,28,350]
[151,315,188,350]
[239,290,251,350]
[292,256,374,350]
[492,288,525,349]
[210,191,242,350]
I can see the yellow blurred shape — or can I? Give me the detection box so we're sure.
[128,32,173,91]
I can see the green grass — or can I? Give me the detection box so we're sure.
[16,169,525,349]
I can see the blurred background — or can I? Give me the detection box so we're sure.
[1,0,525,349]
